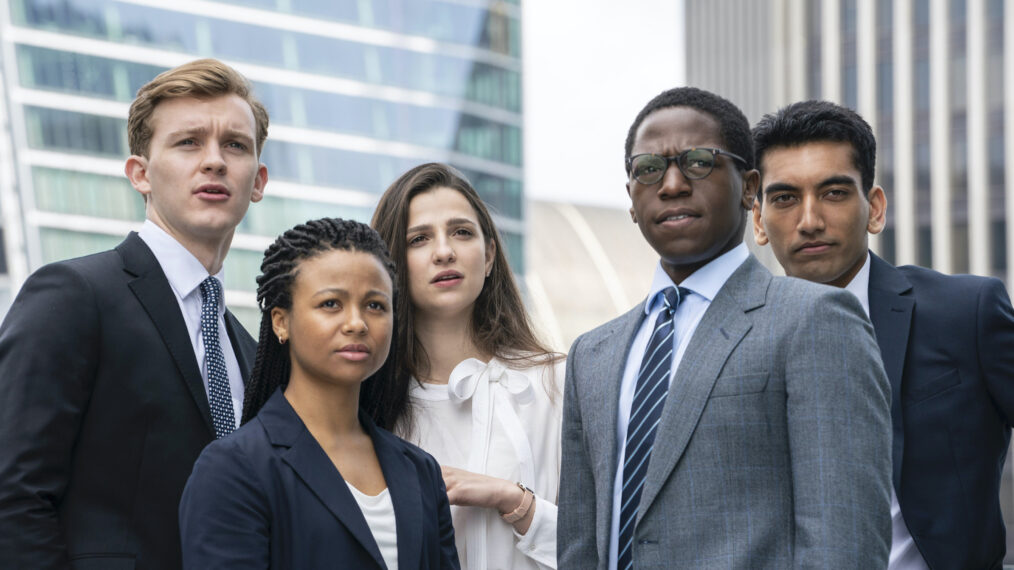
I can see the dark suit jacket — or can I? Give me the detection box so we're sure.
[178,388,459,569]
[869,253,1014,569]
[0,232,256,570]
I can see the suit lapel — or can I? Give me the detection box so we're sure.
[367,417,423,570]
[867,253,914,489]
[117,233,215,437]
[262,392,387,567]
[588,306,647,479]
[638,257,765,518]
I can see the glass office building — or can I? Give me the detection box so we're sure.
[0,0,524,328]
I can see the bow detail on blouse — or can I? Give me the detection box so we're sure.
[447,358,536,406]
[444,357,537,570]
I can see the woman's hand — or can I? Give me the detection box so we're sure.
[440,465,535,534]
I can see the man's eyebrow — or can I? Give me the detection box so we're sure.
[222,128,255,143]
[816,175,859,188]
[166,126,208,139]
[762,182,798,195]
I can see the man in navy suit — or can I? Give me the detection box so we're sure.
[0,59,266,569]
[752,99,1014,569]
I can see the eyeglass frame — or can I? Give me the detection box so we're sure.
[626,147,749,185]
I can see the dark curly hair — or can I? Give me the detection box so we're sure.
[241,218,397,423]
[752,100,877,196]
[624,86,755,173]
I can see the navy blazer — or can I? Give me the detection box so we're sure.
[179,389,459,569]
[869,253,1014,569]
[0,233,255,570]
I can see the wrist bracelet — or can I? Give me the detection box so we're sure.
[501,482,534,523]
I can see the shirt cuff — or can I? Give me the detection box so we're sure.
[513,494,557,569]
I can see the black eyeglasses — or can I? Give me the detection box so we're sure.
[627,148,748,185]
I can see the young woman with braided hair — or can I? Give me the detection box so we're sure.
[367,164,564,570]
[179,218,459,569]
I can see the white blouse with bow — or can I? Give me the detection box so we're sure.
[404,357,565,570]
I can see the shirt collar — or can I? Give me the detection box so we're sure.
[844,251,872,317]
[643,243,749,314]
[137,220,225,301]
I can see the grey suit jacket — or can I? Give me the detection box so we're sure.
[558,255,892,569]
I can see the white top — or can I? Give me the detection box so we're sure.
[138,220,243,426]
[608,243,749,570]
[403,357,565,570]
[845,253,929,570]
[346,482,399,570]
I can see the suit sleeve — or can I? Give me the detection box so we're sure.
[0,263,101,569]
[178,439,270,570]
[514,358,565,569]
[785,289,892,568]
[977,278,1014,425]
[556,337,598,569]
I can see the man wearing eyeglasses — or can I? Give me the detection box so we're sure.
[557,87,892,569]
[752,100,1014,570]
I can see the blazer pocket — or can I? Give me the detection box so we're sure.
[709,373,770,397]
[906,368,962,404]
[71,554,135,570]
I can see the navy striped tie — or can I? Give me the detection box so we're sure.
[200,277,235,439]
[617,286,689,569]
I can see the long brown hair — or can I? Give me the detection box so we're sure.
[364,163,558,431]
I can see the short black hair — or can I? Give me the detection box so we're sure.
[624,86,755,173]
[242,218,397,424]
[752,100,877,195]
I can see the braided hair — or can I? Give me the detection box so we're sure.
[240,218,397,424]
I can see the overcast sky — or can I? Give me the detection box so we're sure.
[522,0,686,208]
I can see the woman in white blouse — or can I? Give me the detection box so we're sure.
[366,163,564,570]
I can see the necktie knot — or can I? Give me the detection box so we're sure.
[200,277,221,309]
[660,286,691,317]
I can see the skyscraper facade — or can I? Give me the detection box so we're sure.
[0,0,524,328]
[686,0,1008,284]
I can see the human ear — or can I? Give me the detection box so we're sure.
[866,186,887,235]
[752,200,769,246]
[124,155,152,198]
[741,169,760,209]
[251,164,268,203]
[271,307,290,345]
[484,238,496,277]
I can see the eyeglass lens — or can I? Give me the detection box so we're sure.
[631,148,717,184]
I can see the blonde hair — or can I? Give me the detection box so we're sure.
[127,58,269,158]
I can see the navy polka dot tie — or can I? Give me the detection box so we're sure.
[617,286,690,570]
[200,277,235,439]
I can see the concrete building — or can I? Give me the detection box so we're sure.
[686,0,1009,283]
[0,0,524,329]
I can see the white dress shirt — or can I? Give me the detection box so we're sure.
[346,481,399,570]
[138,220,244,427]
[844,253,929,570]
[403,357,565,570]
[608,243,749,570]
